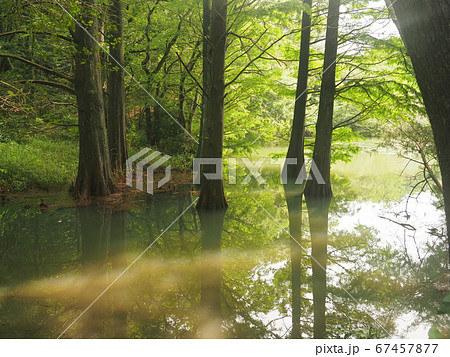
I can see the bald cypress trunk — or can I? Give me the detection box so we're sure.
[73,0,116,198]
[304,0,340,201]
[197,0,228,211]
[393,0,450,255]
[285,0,313,188]
[107,0,128,173]
[390,0,450,259]
[196,0,211,159]
[304,0,340,338]
[284,3,313,338]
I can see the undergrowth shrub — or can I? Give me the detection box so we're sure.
[0,138,78,191]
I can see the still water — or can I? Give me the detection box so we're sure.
[0,147,448,338]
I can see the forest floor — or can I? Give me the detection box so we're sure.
[0,169,196,211]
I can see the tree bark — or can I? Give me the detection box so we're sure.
[384,0,403,38]
[178,41,201,134]
[285,0,313,188]
[390,0,450,259]
[107,0,128,173]
[304,0,341,201]
[73,0,116,198]
[197,0,228,211]
[196,0,211,159]
[284,5,313,332]
[303,0,340,337]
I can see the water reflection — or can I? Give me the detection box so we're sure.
[79,206,110,338]
[72,206,128,338]
[285,186,331,339]
[284,185,304,339]
[198,209,226,338]
[0,171,448,338]
[307,198,331,339]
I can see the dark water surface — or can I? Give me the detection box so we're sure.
[0,153,449,338]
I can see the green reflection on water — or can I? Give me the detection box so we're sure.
[0,148,448,338]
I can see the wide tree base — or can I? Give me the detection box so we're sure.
[304,180,332,204]
[197,180,228,211]
[71,174,117,201]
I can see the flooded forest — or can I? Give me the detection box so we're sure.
[0,0,449,339]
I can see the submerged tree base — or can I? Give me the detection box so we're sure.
[197,180,228,211]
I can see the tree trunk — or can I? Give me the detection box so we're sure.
[284,4,313,338]
[196,0,211,159]
[384,0,403,38]
[73,0,116,198]
[390,0,450,259]
[304,0,341,201]
[107,0,128,173]
[178,79,187,130]
[197,0,228,211]
[179,41,201,134]
[303,0,340,337]
[197,0,211,157]
[285,0,313,189]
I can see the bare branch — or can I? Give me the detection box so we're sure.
[0,30,73,42]
[0,53,73,82]
[13,79,75,94]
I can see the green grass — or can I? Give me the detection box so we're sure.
[0,138,78,191]
[243,141,423,202]
[332,151,419,177]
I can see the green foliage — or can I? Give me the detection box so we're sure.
[428,326,445,339]
[0,138,78,191]
[169,151,194,171]
[381,117,442,200]
[438,293,450,315]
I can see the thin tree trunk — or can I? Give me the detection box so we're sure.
[304,0,340,338]
[285,0,313,188]
[196,0,211,159]
[197,0,228,211]
[304,0,341,201]
[178,80,187,130]
[284,4,313,336]
[178,41,201,134]
[73,0,116,198]
[107,0,128,172]
[390,0,450,260]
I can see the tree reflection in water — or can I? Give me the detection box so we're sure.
[0,177,448,338]
[198,209,226,338]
